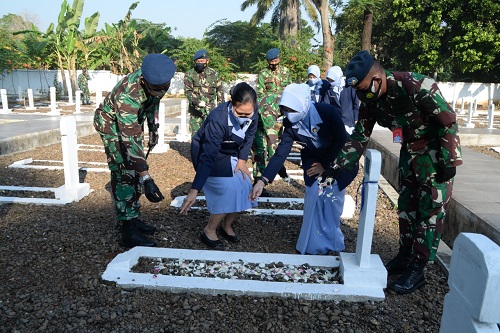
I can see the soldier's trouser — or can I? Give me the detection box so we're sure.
[252,120,282,178]
[189,114,204,137]
[397,148,454,262]
[100,134,141,221]
[82,88,90,104]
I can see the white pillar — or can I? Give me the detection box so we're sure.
[17,86,22,101]
[53,116,90,202]
[95,90,102,107]
[48,87,60,115]
[176,99,190,142]
[472,98,478,116]
[340,149,387,290]
[67,82,74,105]
[460,97,465,115]
[487,103,495,130]
[464,99,474,128]
[439,233,500,333]
[74,90,82,114]
[1,89,12,114]
[25,89,36,110]
[151,102,169,153]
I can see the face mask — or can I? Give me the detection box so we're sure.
[307,78,321,87]
[269,63,278,71]
[194,63,207,73]
[235,116,250,126]
[356,77,381,104]
[285,111,306,124]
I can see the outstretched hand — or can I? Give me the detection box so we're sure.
[249,179,264,202]
[179,189,198,215]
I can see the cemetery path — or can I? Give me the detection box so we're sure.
[0,134,449,333]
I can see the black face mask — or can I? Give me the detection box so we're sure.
[356,77,382,104]
[194,63,207,73]
[269,63,278,71]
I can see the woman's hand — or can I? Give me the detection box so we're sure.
[249,180,265,202]
[234,159,252,180]
[179,189,199,215]
[306,162,325,178]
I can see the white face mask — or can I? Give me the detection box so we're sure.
[285,111,306,124]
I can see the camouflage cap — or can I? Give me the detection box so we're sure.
[345,50,374,87]
[141,54,176,85]
[265,48,280,60]
[193,49,209,61]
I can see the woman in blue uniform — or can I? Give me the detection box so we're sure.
[180,82,258,248]
[250,83,358,254]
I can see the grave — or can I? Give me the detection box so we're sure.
[0,116,90,205]
[102,149,387,301]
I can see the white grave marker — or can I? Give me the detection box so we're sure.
[26,89,36,110]
[48,86,61,115]
[74,90,82,114]
[0,89,12,114]
[176,99,190,142]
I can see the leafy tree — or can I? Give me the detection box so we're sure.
[135,19,181,54]
[241,0,302,41]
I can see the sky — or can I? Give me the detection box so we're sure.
[1,0,322,41]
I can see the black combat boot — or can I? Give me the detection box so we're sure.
[121,220,157,248]
[389,259,426,294]
[385,247,412,276]
[133,218,156,234]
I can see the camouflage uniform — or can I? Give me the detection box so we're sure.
[78,72,91,104]
[334,71,463,262]
[184,67,223,136]
[93,68,159,221]
[252,65,292,178]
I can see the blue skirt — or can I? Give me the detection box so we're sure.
[296,179,346,254]
[203,157,257,214]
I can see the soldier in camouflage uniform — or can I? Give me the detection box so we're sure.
[321,51,463,294]
[252,48,292,194]
[78,68,91,105]
[94,54,176,248]
[184,49,223,136]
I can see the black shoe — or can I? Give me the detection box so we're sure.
[121,221,157,247]
[389,259,426,294]
[385,248,412,276]
[217,227,240,243]
[200,230,223,248]
[134,218,156,234]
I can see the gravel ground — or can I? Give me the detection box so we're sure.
[0,133,451,333]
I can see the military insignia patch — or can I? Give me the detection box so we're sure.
[347,77,358,86]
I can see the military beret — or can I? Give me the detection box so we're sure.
[141,53,176,85]
[193,49,209,61]
[265,48,280,60]
[345,50,374,87]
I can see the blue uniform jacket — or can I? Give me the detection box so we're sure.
[307,79,332,104]
[191,101,258,191]
[262,103,358,190]
[325,86,359,128]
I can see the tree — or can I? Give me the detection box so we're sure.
[241,0,302,41]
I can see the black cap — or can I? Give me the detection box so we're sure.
[345,50,374,87]
[265,48,280,60]
[193,49,209,61]
[141,54,176,85]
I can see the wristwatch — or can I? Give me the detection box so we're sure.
[139,174,151,185]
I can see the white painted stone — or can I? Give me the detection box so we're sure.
[176,99,190,142]
[170,195,355,219]
[74,90,82,114]
[340,149,387,291]
[0,89,12,113]
[25,89,36,110]
[439,233,500,333]
[150,102,169,153]
[101,247,385,301]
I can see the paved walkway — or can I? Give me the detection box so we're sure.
[1,99,499,252]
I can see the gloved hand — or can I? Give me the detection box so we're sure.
[198,101,206,108]
[435,166,456,183]
[148,131,158,148]
[143,178,164,202]
[319,166,340,186]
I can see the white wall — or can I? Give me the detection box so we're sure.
[1,69,498,105]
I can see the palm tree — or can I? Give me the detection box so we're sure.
[241,0,301,41]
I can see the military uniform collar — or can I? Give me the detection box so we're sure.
[385,70,399,100]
